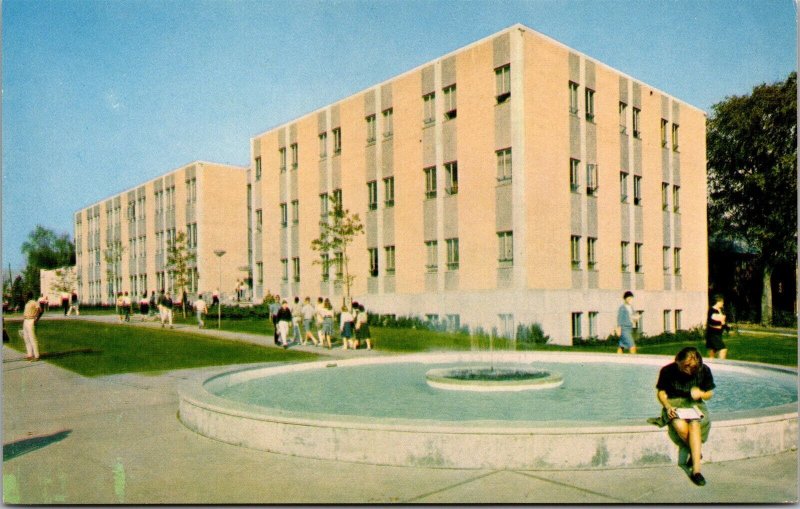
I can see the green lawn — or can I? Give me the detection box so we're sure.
[4,319,318,377]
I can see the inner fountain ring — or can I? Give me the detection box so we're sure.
[178,352,798,470]
[425,366,564,391]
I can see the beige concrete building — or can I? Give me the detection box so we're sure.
[74,161,248,305]
[248,23,708,344]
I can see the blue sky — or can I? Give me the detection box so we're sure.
[2,0,796,270]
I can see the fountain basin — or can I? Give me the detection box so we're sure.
[178,352,798,470]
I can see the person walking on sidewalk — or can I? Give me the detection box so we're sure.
[276,300,293,348]
[616,291,640,354]
[22,293,42,361]
[194,294,208,329]
[67,291,80,316]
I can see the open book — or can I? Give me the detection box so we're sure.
[675,406,704,420]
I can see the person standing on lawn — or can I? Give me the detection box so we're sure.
[22,293,42,361]
[705,295,728,359]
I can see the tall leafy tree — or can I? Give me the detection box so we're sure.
[311,193,364,305]
[707,72,797,325]
[165,230,196,318]
[20,226,76,298]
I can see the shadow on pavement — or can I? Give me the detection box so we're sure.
[3,430,72,461]
[39,348,102,359]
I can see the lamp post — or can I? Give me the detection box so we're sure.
[214,249,226,329]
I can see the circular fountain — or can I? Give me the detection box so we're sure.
[178,352,797,470]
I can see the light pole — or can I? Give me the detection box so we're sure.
[214,249,226,329]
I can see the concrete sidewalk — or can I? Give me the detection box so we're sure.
[2,320,798,503]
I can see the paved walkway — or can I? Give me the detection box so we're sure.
[2,316,798,503]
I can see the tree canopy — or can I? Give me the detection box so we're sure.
[707,72,797,323]
[20,225,76,299]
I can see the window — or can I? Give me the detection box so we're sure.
[319,193,329,217]
[426,314,439,324]
[292,257,300,282]
[255,209,262,232]
[255,156,262,180]
[332,127,341,154]
[256,262,263,284]
[319,132,327,158]
[424,166,437,199]
[661,182,669,210]
[571,312,583,342]
[425,240,438,272]
[367,181,378,210]
[588,311,598,339]
[279,147,287,171]
[280,203,287,227]
[383,176,395,207]
[281,258,288,282]
[291,200,299,224]
[446,238,459,270]
[673,185,680,212]
[290,143,298,169]
[321,253,330,281]
[423,92,436,124]
[570,158,581,192]
[332,189,343,211]
[385,245,396,275]
[570,236,581,269]
[586,163,598,195]
[619,102,627,133]
[621,241,630,272]
[674,247,681,275]
[446,314,460,331]
[383,108,393,137]
[585,88,595,121]
[672,123,680,151]
[498,313,515,339]
[368,248,378,277]
[366,114,376,143]
[495,64,511,103]
[334,252,343,279]
[498,231,513,264]
[444,161,458,195]
[587,237,597,270]
[443,85,457,119]
[632,107,641,138]
[620,172,629,203]
[663,310,672,333]
[496,148,512,182]
[663,246,670,273]
[675,309,682,331]
[633,175,642,205]
[634,242,643,273]
[569,81,579,114]
[660,119,668,147]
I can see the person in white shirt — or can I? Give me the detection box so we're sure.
[194,294,208,329]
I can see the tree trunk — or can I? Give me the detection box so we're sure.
[760,265,773,326]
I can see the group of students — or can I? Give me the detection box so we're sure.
[112,290,182,329]
[269,295,372,350]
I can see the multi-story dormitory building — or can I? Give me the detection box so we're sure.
[74,162,248,305]
[248,23,708,344]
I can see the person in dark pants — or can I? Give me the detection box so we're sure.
[655,347,715,487]
[269,295,281,345]
[705,295,728,359]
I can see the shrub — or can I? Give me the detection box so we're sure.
[516,323,550,345]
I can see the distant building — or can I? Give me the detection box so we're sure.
[248,24,707,343]
[40,266,77,305]
[74,161,248,305]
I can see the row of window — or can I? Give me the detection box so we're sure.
[571,309,683,341]
[571,161,681,210]
[254,64,513,182]
[569,80,680,149]
[570,236,682,274]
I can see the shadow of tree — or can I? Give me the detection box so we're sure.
[3,430,72,461]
